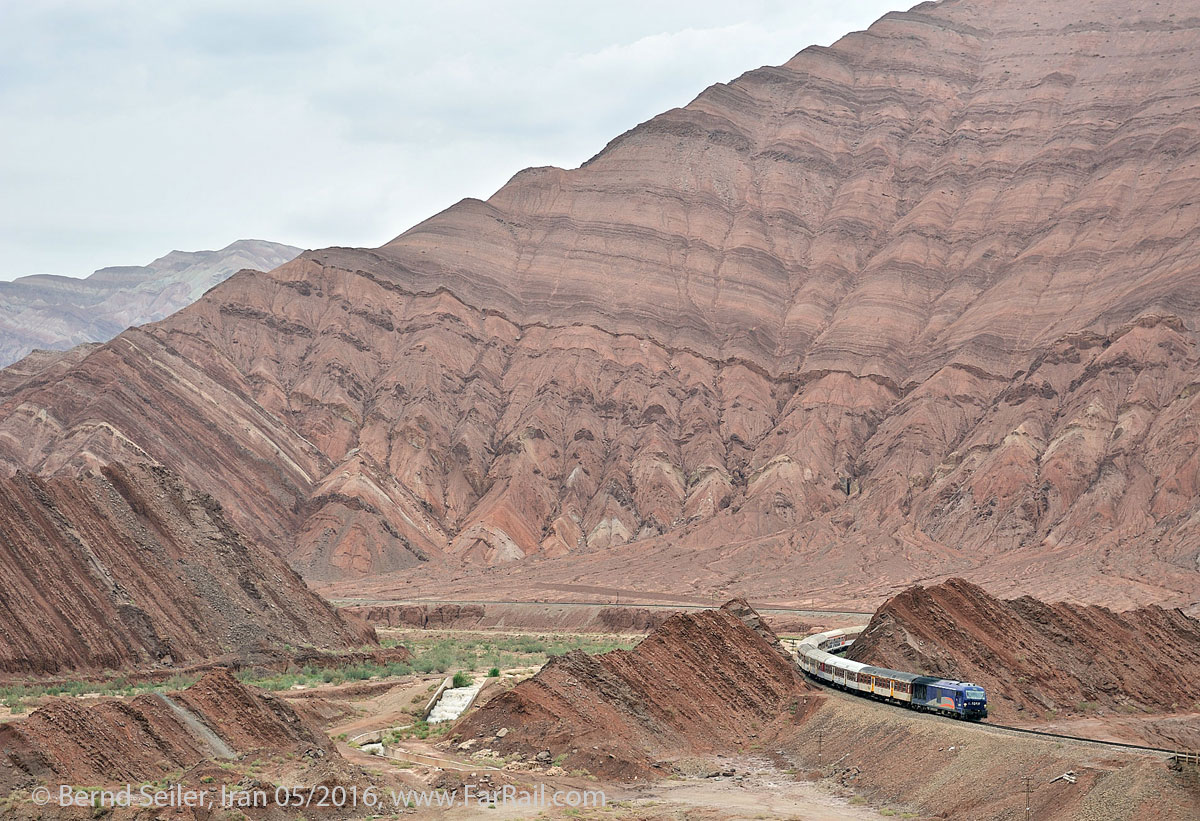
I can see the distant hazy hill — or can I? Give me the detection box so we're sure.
[0,239,301,366]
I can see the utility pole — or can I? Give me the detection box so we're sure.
[1022,775,1032,820]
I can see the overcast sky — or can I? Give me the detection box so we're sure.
[1,0,902,280]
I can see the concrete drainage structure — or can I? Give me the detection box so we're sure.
[427,679,487,724]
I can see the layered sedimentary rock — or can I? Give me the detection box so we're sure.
[0,239,300,366]
[847,579,1200,719]
[0,0,1199,607]
[0,671,337,793]
[0,463,372,674]
[453,601,814,777]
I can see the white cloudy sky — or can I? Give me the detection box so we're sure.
[0,0,902,279]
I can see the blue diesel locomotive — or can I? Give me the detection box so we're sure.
[795,627,988,720]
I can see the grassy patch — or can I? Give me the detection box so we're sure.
[386,720,450,741]
[0,675,200,713]
[0,632,636,711]
[388,632,637,675]
[239,661,414,691]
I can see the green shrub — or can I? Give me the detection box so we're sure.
[488,667,500,677]
[452,671,473,689]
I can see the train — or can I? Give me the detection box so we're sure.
[794,627,988,720]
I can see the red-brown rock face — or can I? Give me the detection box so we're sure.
[0,464,372,674]
[1,0,1200,608]
[0,670,337,793]
[847,579,1200,721]
[453,601,814,778]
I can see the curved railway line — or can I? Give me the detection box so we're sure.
[789,629,1188,760]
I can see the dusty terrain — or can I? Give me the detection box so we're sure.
[783,689,1200,821]
[3,0,1199,817]
[0,0,1194,612]
[0,606,1195,820]
[0,239,300,367]
[0,463,371,675]
[438,603,1200,819]
[452,600,815,778]
[847,578,1200,731]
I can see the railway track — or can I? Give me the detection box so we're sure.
[790,639,1182,759]
[973,719,1180,757]
[805,670,1181,757]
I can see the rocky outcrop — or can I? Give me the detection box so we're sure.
[0,463,372,674]
[0,1,1199,609]
[721,597,792,660]
[0,239,300,366]
[452,602,814,777]
[0,344,99,398]
[847,579,1200,719]
[0,671,336,793]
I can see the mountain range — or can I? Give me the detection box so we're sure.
[1,0,1199,613]
[0,239,301,366]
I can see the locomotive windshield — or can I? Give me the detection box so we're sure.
[965,687,986,701]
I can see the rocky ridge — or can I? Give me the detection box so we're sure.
[0,463,372,675]
[0,670,336,794]
[846,578,1200,720]
[452,599,816,777]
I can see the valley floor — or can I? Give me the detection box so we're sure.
[2,620,1197,819]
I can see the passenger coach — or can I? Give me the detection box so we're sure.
[794,628,988,720]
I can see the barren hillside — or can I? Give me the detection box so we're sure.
[0,670,338,794]
[0,463,372,674]
[452,600,816,777]
[847,578,1200,721]
[0,0,1198,609]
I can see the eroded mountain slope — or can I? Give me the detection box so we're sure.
[847,579,1200,720]
[0,463,372,674]
[0,0,1199,607]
